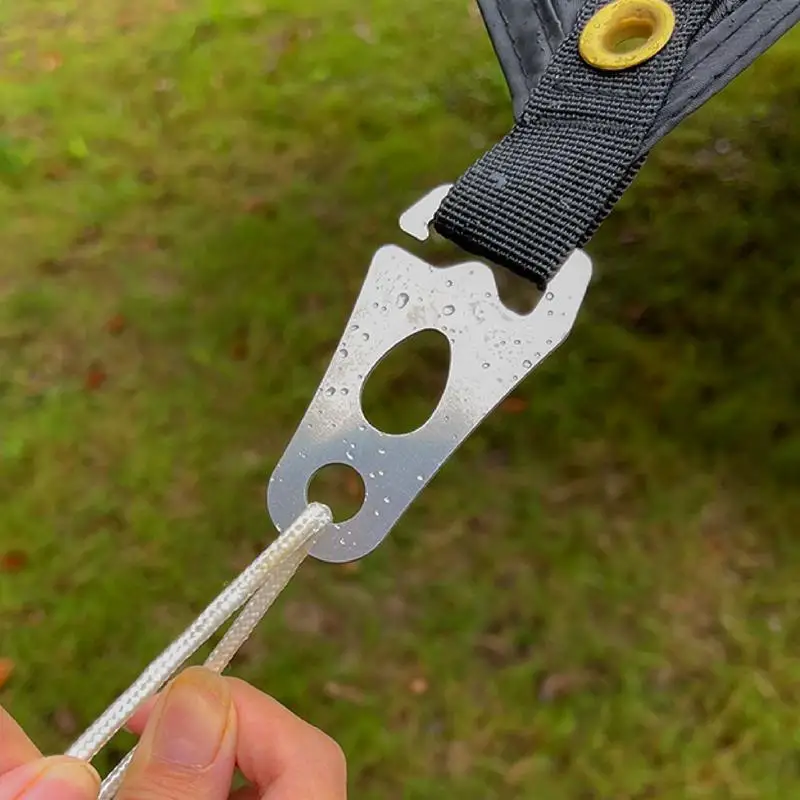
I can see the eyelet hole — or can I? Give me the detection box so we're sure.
[579,0,675,71]
[604,17,656,54]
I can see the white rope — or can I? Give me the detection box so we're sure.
[64,503,332,799]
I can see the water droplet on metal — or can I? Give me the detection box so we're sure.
[325,387,336,396]
[443,305,455,316]
[362,332,370,342]
[349,324,360,332]
[340,387,349,396]
[378,448,386,455]
[383,496,390,504]
[545,292,554,301]
[446,279,453,288]
[345,451,354,461]
[523,359,532,369]
[513,339,521,346]
[397,293,409,309]
[339,348,348,358]
[482,362,490,369]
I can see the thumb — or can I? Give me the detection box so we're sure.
[117,668,237,800]
[0,756,99,800]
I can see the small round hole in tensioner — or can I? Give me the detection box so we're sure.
[307,463,366,523]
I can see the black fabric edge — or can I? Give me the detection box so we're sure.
[476,0,532,118]
[643,0,800,150]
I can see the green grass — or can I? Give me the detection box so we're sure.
[1,1,799,797]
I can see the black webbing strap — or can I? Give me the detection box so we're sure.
[431,0,753,287]
[477,0,799,136]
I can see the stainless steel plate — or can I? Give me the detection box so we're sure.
[267,187,592,563]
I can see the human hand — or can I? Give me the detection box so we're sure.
[0,666,347,799]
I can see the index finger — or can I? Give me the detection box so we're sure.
[226,678,347,799]
[126,678,347,799]
[0,706,42,777]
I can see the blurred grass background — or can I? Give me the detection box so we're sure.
[1,1,799,797]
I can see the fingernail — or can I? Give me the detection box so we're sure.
[19,758,99,800]
[150,668,231,769]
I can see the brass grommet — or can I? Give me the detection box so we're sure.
[579,0,676,71]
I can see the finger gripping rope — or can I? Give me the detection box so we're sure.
[65,503,332,800]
